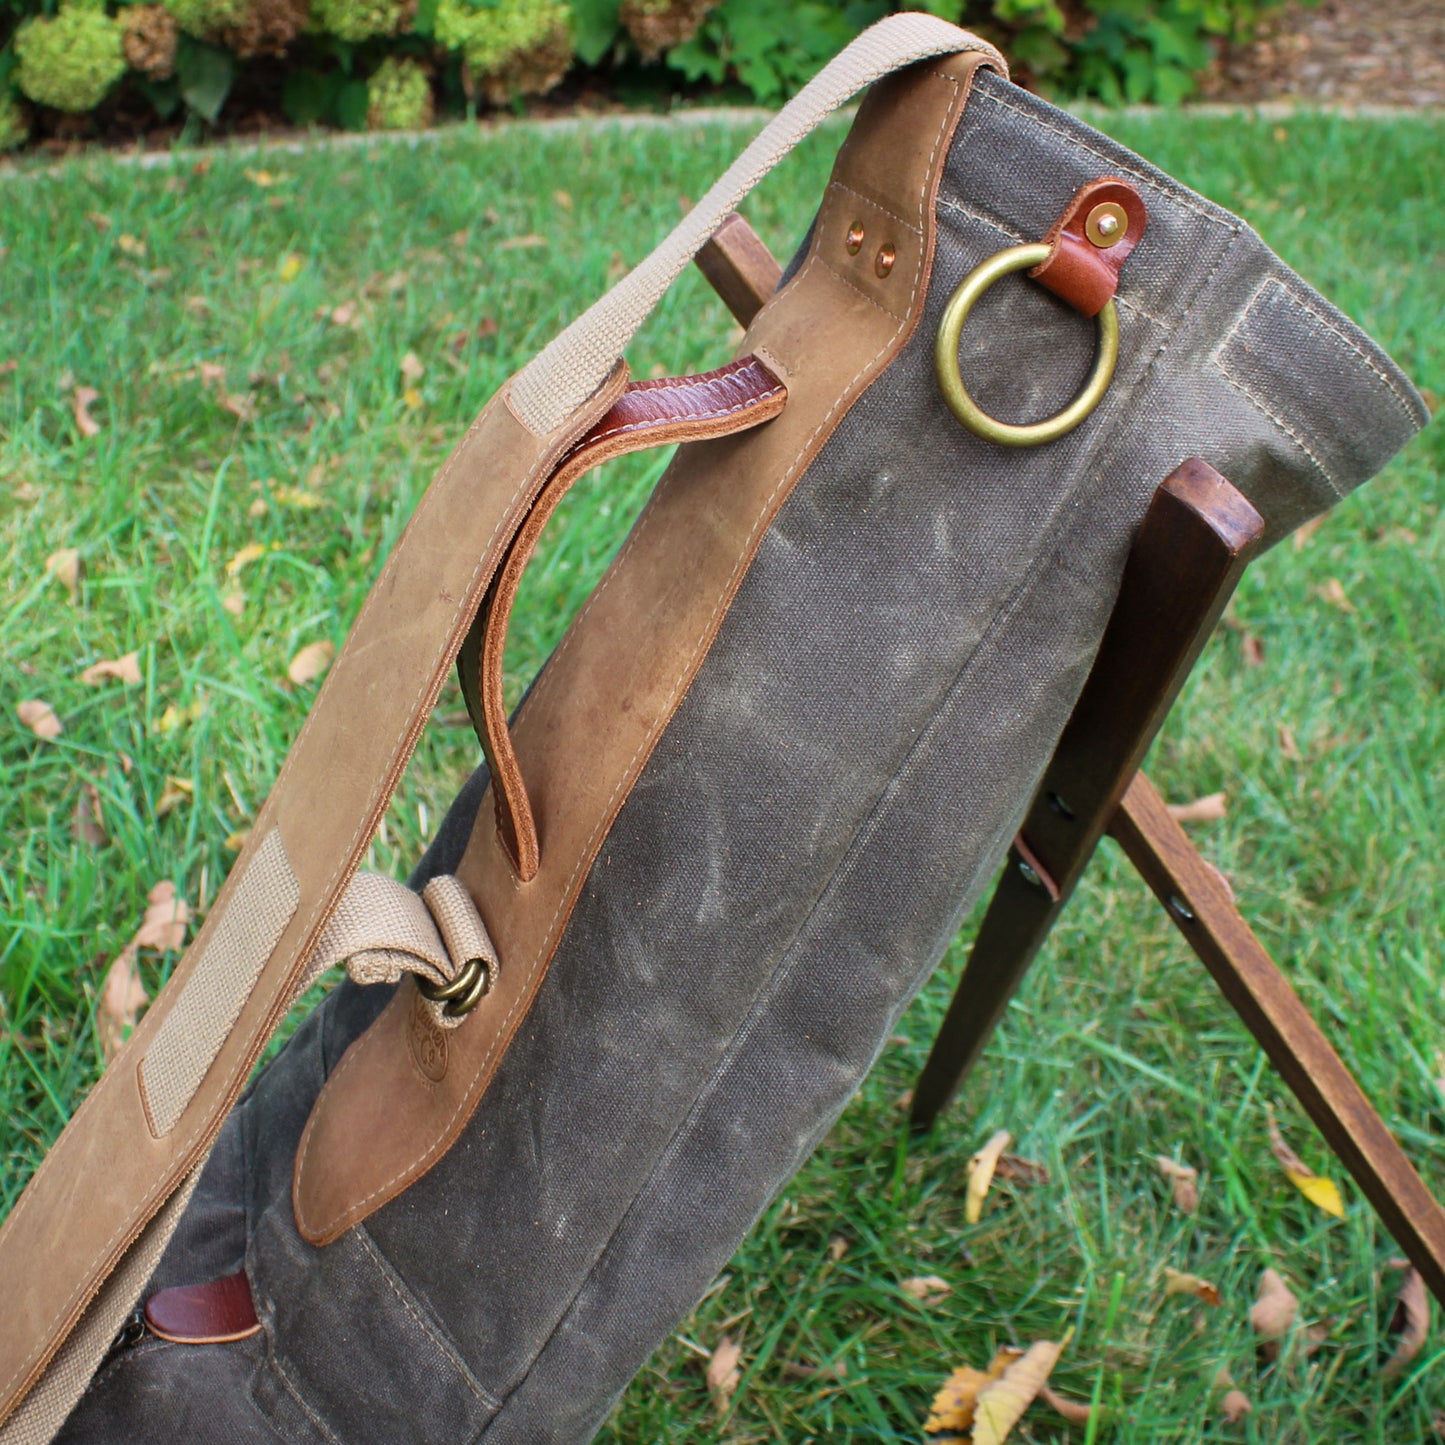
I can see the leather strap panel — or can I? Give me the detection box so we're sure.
[1028,176,1148,317]
[293,50,997,1244]
[459,356,787,881]
[0,368,628,1428]
[144,1271,261,1346]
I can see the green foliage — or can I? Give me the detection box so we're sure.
[162,0,244,40]
[0,85,25,148]
[434,0,570,78]
[13,3,125,112]
[0,0,1306,151]
[310,0,408,45]
[366,54,432,129]
[667,0,884,104]
[175,36,233,120]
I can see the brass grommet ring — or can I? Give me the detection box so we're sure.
[934,242,1119,448]
[416,957,491,1019]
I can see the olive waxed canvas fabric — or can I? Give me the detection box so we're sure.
[55,68,1425,1444]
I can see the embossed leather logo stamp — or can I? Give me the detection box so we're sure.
[407,989,448,1083]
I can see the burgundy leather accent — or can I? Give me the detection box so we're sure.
[1028,177,1147,317]
[143,1270,261,1345]
[459,354,787,881]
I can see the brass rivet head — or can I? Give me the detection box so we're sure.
[875,243,896,278]
[1085,201,1128,248]
[845,222,865,255]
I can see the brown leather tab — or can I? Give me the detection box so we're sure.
[459,355,787,882]
[1028,177,1147,317]
[143,1270,261,1345]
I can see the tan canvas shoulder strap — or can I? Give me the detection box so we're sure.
[0,17,1002,1440]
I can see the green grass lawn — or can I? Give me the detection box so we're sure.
[1,105,1442,1442]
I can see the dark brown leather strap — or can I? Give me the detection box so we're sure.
[459,356,787,881]
[1029,176,1147,317]
[143,1270,261,1345]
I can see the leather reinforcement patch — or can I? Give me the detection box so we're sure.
[140,828,300,1136]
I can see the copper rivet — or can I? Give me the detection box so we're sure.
[845,222,865,255]
[1084,201,1128,249]
[875,243,896,278]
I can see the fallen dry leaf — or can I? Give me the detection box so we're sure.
[1250,1267,1299,1346]
[973,1338,1066,1445]
[1039,1384,1092,1425]
[133,880,190,952]
[779,1359,847,1382]
[705,1335,742,1411]
[1221,1388,1253,1422]
[17,699,62,740]
[287,640,335,686]
[400,350,425,384]
[154,775,194,819]
[1268,1112,1345,1218]
[79,651,142,686]
[966,1128,1011,1224]
[498,233,548,251]
[901,1275,952,1305]
[1166,792,1227,824]
[1241,633,1265,667]
[1316,577,1355,614]
[1155,1155,1200,1213]
[1163,1267,1222,1307]
[45,547,82,601]
[71,783,107,847]
[72,385,102,438]
[553,188,573,210]
[1277,724,1301,761]
[995,1153,1049,1187]
[154,699,203,734]
[117,233,146,257]
[1382,1259,1429,1379]
[222,588,246,617]
[328,301,359,327]
[97,943,147,1063]
[1291,515,1326,551]
[827,1236,849,1262]
[225,540,278,578]
[924,1353,1015,1437]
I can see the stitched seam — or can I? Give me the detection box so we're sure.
[584,386,785,447]
[266,1340,345,1445]
[936,196,1023,241]
[299,65,961,1240]
[1214,352,1338,494]
[354,1229,499,1410]
[976,86,1228,229]
[0,384,588,1406]
[828,178,924,235]
[817,254,911,322]
[1231,276,1419,427]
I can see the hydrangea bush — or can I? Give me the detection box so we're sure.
[0,0,1296,151]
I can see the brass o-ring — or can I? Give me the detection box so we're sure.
[934,242,1119,448]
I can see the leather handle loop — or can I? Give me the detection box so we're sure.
[459,356,788,881]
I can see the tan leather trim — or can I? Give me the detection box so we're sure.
[0,367,628,1428]
[459,356,787,883]
[292,50,997,1245]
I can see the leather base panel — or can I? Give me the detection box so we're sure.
[292,50,995,1244]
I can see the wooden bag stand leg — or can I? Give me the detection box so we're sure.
[696,210,1445,1308]
[907,458,1445,1306]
